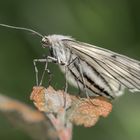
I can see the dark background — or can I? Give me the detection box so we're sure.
[0,0,140,140]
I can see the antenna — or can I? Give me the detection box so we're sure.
[0,23,44,38]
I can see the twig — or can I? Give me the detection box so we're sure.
[0,94,59,140]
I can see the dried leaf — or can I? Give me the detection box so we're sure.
[30,86,112,127]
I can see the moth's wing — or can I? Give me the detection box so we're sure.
[63,40,140,96]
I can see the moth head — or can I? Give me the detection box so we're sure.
[41,36,51,48]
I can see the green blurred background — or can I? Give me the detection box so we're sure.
[0,0,140,140]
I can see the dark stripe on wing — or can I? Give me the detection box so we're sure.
[85,60,114,92]
[73,61,114,99]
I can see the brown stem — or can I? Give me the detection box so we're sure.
[0,94,59,140]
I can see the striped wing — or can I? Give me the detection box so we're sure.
[63,40,140,98]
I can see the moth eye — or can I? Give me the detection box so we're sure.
[42,37,50,48]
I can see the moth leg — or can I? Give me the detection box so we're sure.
[63,65,68,108]
[33,59,39,86]
[64,66,68,93]
[67,57,87,97]
[39,60,50,86]
[77,59,89,99]
[33,56,57,86]
[67,57,81,95]
[74,76,82,96]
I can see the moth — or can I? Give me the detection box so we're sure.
[0,24,140,100]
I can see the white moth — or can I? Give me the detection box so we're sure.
[41,35,140,99]
[0,24,140,99]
